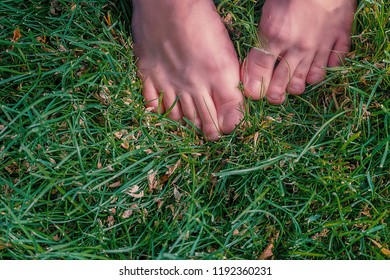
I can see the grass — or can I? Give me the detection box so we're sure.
[0,0,389,260]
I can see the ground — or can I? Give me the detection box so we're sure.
[0,0,389,259]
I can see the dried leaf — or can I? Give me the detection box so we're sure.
[370,239,390,257]
[253,131,259,146]
[121,140,129,150]
[127,185,144,198]
[312,229,329,240]
[173,188,182,201]
[147,170,158,192]
[107,215,115,227]
[122,209,133,219]
[114,131,123,140]
[166,159,181,176]
[104,13,111,27]
[382,248,390,257]
[12,28,22,42]
[154,198,163,210]
[108,181,121,188]
[97,86,112,105]
[159,174,169,185]
[145,107,155,112]
[0,242,12,250]
[36,35,47,45]
[58,44,67,52]
[258,243,274,260]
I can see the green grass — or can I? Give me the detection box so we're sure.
[0,0,389,260]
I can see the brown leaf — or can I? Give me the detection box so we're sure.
[121,209,133,219]
[147,170,158,192]
[127,185,144,198]
[370,239,390,257]
[36,35,47,44]
[253,131,259,146]
[121,140,129,150]
[107,215,115,227]
[114,131,124,140]
[104,13,111,27]
[173,188,182,201]
[382,248,390,257]
[12,28,22,42]
[258,243,274,260]
[166,159,181,176]
[312,229,329,240]
[0,242,12,250]
[108,181,121,188]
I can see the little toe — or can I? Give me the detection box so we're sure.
[242,48,277,100]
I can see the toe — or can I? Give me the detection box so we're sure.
[287,56,314,95]
[266,53,301,104]
[242,47,277,100]
[328,37,351,67]
[212,85,244,135]
[142,79,163,113]
[180,94,202,130]
[193,90,220,141]
[306,48,332,84]
[161,89,183,121]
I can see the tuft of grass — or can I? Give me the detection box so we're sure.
[0,0,389,260]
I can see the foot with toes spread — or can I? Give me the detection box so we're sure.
[131,0,357,139]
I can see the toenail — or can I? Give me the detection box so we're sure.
[307,74,324,84]
[268,94,285,104]
[289,84,305,94]
[246,79,266,99]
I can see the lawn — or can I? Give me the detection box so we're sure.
[0,0,389,260]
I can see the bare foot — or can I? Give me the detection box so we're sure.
[242,0,357,104]
[131,0,243,140]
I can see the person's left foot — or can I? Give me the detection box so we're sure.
[242,0,357,104]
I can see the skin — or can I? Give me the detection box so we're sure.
[131,0,357,139]
[131,0,244,140]
[242,0,357,104]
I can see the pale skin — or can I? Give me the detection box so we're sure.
[131,0,357,139]
[242,0,357,104]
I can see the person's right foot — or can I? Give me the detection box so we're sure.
[132,0,244,140]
